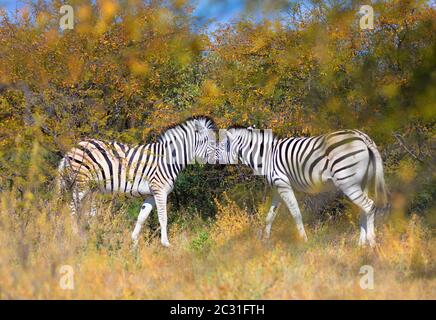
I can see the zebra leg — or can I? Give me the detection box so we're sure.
[358,186,370,246]
[277,186,308,241]
[341,186,376,247]
[366,207,376,247]
[131,196,155,245]
[264,190,281,239]
[89,203,97,217]
[359,211,368,246]
[75,189,97,222]
[86,191,97,218]
[70,187,88,234]
[154,192,170,247]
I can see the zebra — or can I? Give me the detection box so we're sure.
[57,116,217,247]
[217,127,388,246]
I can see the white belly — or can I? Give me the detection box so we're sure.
[137,180,151,196]
[101,179,152,197]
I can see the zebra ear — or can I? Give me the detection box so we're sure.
[194,119,206,132]
[226,130,235,141]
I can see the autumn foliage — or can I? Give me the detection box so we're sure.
[0,0,435,299]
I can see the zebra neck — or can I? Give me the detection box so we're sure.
[238,132,275,176]
[160,138,195,168]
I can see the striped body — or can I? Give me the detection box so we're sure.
[218,127,388,246]
[257,130,374,193]
[64,139,183,197]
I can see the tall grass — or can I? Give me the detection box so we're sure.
[0,192,434,299]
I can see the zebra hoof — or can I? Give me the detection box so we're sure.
[256,229,264,240]
[161,240,171,247]
[358,238,377,248]
[262,233,271,242]
[132,238,139,247]
[368,239,377,248]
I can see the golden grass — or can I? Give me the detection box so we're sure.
[0,193,435,299]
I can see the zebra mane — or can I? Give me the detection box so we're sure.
[228,124,249,130]
[227,124,259,133]
[227,124,258,132]
[225,125,284,143]
[157,116,217,142]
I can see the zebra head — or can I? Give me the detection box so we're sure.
[192,117,217,164]
[217,128,243,165]
[218,126,266,166]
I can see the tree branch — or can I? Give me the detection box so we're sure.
[393,132,424,163]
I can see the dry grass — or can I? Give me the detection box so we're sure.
[0,193,435,300]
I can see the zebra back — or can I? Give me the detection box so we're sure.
[59,116,217,196]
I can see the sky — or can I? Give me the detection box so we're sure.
[0,0,247,30]
[0,0,22,12]
[192,0,246,31]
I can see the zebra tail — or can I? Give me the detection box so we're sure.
[365,139,389,214]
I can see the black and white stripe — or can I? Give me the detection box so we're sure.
[58,116,216,247]
[218,128,388,246]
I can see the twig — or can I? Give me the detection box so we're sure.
[146,226,161,245]
[393,132,424,163]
